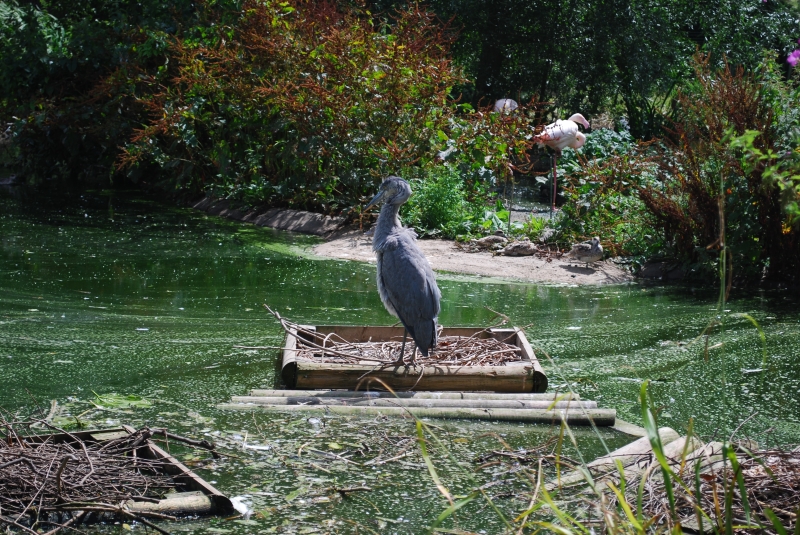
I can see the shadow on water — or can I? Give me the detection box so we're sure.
[1,186,799,533]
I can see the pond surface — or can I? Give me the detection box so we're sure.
[1,187,799,534]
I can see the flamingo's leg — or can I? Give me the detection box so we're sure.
[551,153,558,218]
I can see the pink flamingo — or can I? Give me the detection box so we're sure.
[533,113,590,216]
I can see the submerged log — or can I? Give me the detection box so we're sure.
[217,403,616,426]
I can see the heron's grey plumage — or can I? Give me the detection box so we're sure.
[366,177,441,358]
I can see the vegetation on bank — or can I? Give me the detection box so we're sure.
[1,0,799,283]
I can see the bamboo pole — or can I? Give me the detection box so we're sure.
[231,395,597,410]
[217,403,616,426]
[249,389,579,401]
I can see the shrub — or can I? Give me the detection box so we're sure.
[118,0,465,212]
[400,164,483,239]
[554,128,659,259]
[638,53,800,283]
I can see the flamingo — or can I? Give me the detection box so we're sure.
[533,113,590,217]
[493,99,519,113]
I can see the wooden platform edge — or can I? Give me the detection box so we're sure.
[249,389,580,401]
[281,325,549,393]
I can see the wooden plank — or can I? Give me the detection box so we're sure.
[291,360,537,392]
[218,403,616,426]
[250,389,579,401]
[231,395,597,410]
[279,323,306,388]
[512,327,548,392]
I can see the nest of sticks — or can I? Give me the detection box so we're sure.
[0,418,215,535]
[271,312,523,367]
[625,447,800,533]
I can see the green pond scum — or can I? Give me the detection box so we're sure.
[1,187,799,534]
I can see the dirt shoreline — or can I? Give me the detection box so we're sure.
[314,228,635,285]
[192,196,636,285]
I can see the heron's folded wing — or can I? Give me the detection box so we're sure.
[379,234,441,340]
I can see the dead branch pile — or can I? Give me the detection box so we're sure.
[283,322,523,366]
[642,449,799,533]
[0,420,189,534]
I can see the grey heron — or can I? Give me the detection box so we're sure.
[365,176,441,364]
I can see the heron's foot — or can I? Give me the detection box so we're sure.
[388,353,416,368]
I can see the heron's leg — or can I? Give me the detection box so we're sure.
[398,329,408,363]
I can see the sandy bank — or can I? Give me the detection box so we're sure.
[314,229,634,285]
[191,197,635,285]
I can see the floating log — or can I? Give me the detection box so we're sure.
[249,389,578,401]
[129,426,234,515]
[231,395,596,410]
[218,403,616,426]
[281,325,548,393]
[547,427,681,490]
[127,491,214,516]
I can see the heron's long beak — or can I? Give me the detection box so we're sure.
[364,189,385,211]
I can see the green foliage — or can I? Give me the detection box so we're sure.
[374,0,798,139]
[401,164,484,239]
[638,54,800,283]
[0,0,464,211]
[0,0,219,184]
[118,1,464,211]
[732,129,800,227]
[554,127,660,260]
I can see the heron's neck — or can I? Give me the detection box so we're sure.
[373,202,402,247]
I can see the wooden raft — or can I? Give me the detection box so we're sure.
[281,325,548,393]
[219,389,616,426]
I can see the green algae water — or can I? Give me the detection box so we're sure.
[1,187,799,534]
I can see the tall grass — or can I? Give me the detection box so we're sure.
[412,377,797,534]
